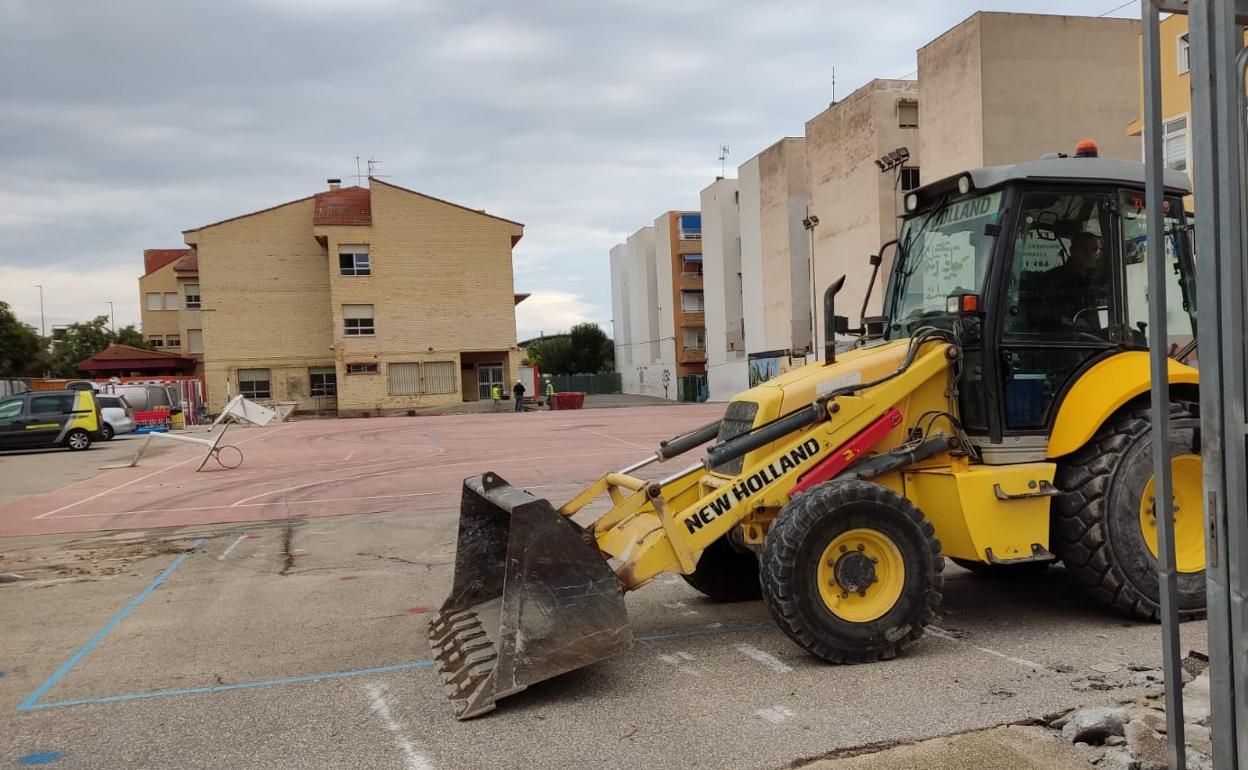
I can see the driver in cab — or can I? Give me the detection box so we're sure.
[1031,231,1108,335]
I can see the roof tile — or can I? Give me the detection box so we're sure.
[313,186,371,226]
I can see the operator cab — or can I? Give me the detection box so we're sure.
[879,143,1196,449]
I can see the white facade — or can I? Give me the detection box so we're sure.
[653,213,678,373]
[700,178,747,401]
[612,226,680,399]
[608,244,631,367]
[738,138,813,360]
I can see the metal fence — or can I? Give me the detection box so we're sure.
[547,373,621,394]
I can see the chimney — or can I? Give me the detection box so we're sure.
[327,178,342,191]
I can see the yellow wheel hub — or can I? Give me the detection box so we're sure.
[817,528,906,623]
[1139,454,1205,574]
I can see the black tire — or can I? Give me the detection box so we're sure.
[681,535,762,602]
[950,557,1052,581]
[760,480,943,663]
[65,429,92,451]
[1052,403,1205,621]
[101,423,115,441]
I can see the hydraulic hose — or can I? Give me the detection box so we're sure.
[834,435,950,482]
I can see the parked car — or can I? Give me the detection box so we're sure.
[0,389,104,451]
[96,394,136,440]
[94,383,175,412]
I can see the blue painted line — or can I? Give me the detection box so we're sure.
[19,750,64,765]
[18,621,774,713]
[17,538,205,712]
[23,660,436,711]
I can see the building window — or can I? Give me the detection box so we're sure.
[1177,32,1190,75]
[309,367,337,396]
[343,304,375,336]
[148,335,164,347]
[682,327,706,349]
[237,368,271,399]
[346,363,379,374]
[681,291,705,313]
[184,283,201,310]
[146,293,162,311]
[165,334,181,348]
[339,246,371,276]
[187,329,203,354]
[900,166,921,191]
[163,292,178,311]
[1164,116,1188,172]
[898,100,919,129]
[678,213,701,240]
[388,361,457,396]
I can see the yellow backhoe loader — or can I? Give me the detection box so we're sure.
[430,146,1204,719]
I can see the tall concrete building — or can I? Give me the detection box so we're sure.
[919,12,1142,181]
[611,225,680,399]
[147,178,526,414]
[655,211,707,383]
[738,138,812,364]
[700,178,746,401]
[806,80,920,350]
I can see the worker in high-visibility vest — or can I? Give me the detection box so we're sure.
[491,383,502,411]
[545,378,556,410]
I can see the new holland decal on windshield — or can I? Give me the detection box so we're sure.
[684,438,822,534]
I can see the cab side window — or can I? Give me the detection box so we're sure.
[0,399,22,424]
[29,395,73,416]
[1005,192,1114,342]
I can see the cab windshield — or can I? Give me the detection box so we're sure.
[887,190,1004,340]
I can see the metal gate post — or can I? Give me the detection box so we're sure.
[1142,3,1186,766]
[1178,0,1248,766]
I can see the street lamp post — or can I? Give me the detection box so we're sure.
[106,301,115,334]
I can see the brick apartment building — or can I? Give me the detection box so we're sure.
[140,178,525,415]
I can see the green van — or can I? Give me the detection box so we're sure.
[0,389,105,451]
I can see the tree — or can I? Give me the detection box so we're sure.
[0,301,44,377]
[47,315,149,377]
[527,323,614,375]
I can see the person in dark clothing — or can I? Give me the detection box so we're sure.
[513,380,526,412]
[1023,232,1108,335]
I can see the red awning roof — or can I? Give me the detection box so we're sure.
[77,343,196,372]
[173,251,198,272]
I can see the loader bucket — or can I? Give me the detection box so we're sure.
[429,472,632,719]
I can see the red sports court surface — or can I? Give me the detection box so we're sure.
[0,404,724,539]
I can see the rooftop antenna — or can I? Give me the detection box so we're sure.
[717,145,730,179]
[355,156,364,186]
[832,66,836,104]
[366,157,391,180]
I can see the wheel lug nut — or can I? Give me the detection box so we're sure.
[857,590,867,597]
[827,559,836,567]
[870,557,879,564]
[856,544,865,552]
[840,591,849,599]
[839,545,848,553]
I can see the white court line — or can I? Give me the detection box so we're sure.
[43,482,593,521]
[345,449,357,462]
[927,626,1049,671]
[364,683,434,770]
[216,534,247,561]
[226,449,634,508]
[33,426,288,520]
[572,425,655,452]
[735,643,793,674]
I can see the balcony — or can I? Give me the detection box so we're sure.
[680,308,705,323]
[681,346,707,363]
[679,272,703,290]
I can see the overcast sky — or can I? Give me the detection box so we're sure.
[0,0,1138,341]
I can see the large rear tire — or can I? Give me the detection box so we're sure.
[1052,404,1206,621]
[760,480,943,663]
[681,534,761,602]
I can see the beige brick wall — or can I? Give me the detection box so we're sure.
[138,263,181,344]
[185,182,522,414]
[187,197,334,412]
